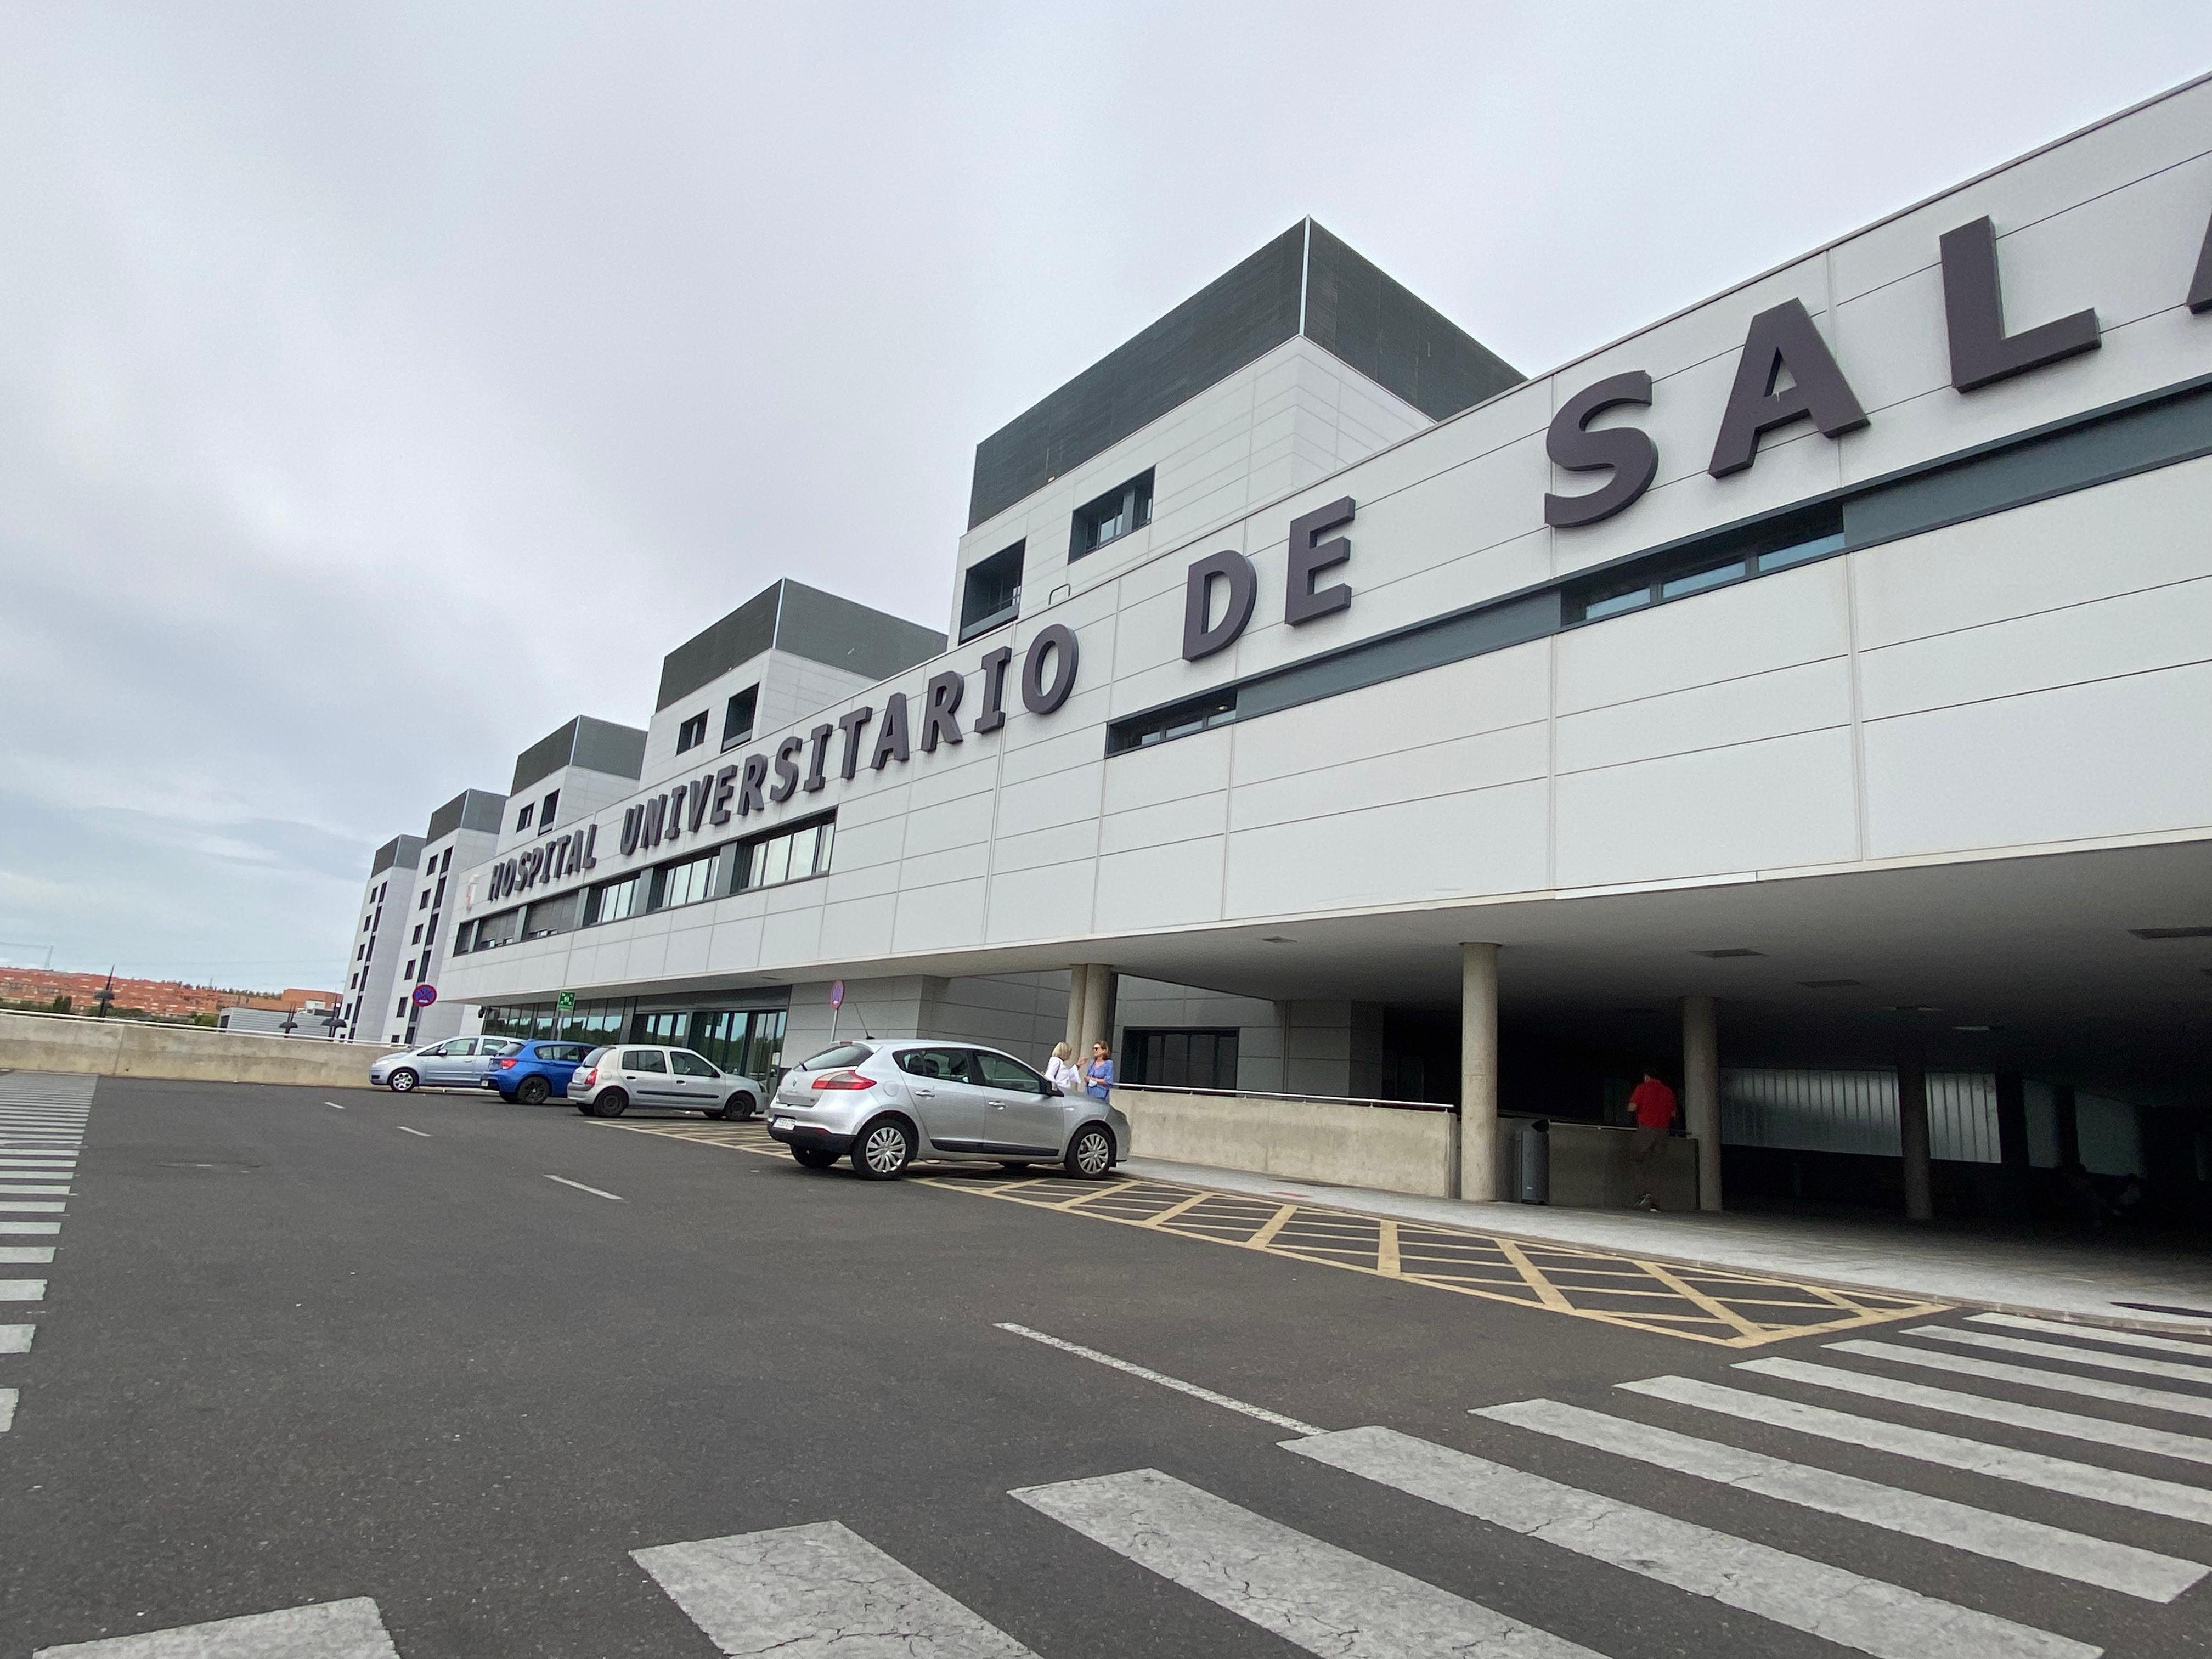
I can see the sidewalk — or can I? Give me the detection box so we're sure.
[1121,1154,2212,1333]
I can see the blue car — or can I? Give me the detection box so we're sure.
[486,1040,596,1105]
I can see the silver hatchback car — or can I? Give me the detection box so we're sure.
[767,1039,1128,1180]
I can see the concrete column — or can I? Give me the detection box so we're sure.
[1898,1052,1933,1222]
[1681,995,1721,1212]
[2053,1083,2081,1171]
[1459,943,1499,1202]
[1077,964,1114,1060]
[1063,966,1091,1058]
[1994,1071,2030,1219]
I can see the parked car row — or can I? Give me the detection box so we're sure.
[366,1032,1122,1181]
[369,1035,765,1119]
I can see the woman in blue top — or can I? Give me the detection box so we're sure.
[1085,1041,1115,1101]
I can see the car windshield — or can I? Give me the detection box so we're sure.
[801,1042,873,1070]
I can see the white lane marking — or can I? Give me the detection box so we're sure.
[1479,1396,2203,1602]
[1013,1465,1602,1659]
[31,1595,402,1657]
[0,1324,29,1352]
[0,1204,64,1214]
[325,1102,346,1110]
[1746,1354,2212,1466]
[0,1280,45,1301]
[544,1174,624,1202]
[0,1222,60,1235]
[1833,1335,2212,1421]
[634,1520,1039,1658]
[0,1186,71,1196]
[1288,1425,2090,1659]
[397,1127,431,1138]
[0,1386,14,1432]
[0,1248,55,1265]
[1627,1373,2212,1523]
[1973,1313,2212,1359]
[1908,1323,2212,1385]
[994,1323,1323,1436]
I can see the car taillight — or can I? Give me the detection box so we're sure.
[578,1068,596,1087]
[810,1070,871,1090]
[496,1058,517,1069]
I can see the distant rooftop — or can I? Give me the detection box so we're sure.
[967,218,1522,529]
[425,787,506,844]
[655,578,945,713]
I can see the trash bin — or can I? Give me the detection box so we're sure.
[1517,1119,1551,1205]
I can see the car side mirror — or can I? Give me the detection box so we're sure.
[1049,1084,1066,1097]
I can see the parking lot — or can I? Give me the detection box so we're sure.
[6,1074,2209,1657]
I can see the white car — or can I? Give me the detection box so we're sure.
[565,1045,764,1120]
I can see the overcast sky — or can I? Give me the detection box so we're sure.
[1,3,2208,990]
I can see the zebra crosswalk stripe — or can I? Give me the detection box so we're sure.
[1012,1465,1604,1658]
[1283,1424,2092,1659]
[30,1595,399,1657]
[633,1520,1039,1658]
[1908,1324,2212,1386]
[1476,1396,2204,1601]
[1743,1355,2212,1467]
[1971,1313,2212,1360]
[1830,1336,2212,1421]
[1626,1372,2212,1523]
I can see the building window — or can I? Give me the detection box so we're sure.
[584,872,644,926]
[1124,1028,1240,1091]
[411,924,423,944]
[440,847,453,872]
[396,998,408,1018]
[959,541,1025,642]
[516,803,534,833]
[1564,503,1844,626]
[722,685,758,751]
[734,815,833,893]
[403,958,417,981]
[523,891,581,939]
[539,789,560,830]
[651,849,720,911]
[677,712,709,753]
[454,920,475,953]
[1070,470,1153,560]
[418,888,430,910]
[433,877,447,906]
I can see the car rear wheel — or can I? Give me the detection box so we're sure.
[792,1146,838,1169]
[853,1118,914,1180]
[590,1090,629,1118]
[732,1093,760,1121]
[1064,1125,1114,1178]
[387,1069,418,1093]
[517,1077,549,1105]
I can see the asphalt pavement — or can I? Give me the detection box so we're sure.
[3,1073,2209,1657]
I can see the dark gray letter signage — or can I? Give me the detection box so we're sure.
[1284,498,1355,625]
[1544,372,1657,527]
[1707,300,1867,478]
[1021,624,1079,714]
[973,646,1013,734]
[1939,216,2101,392]
[1182,550,1256,661]
[919,670,966,752]
[2191,204,2212,314]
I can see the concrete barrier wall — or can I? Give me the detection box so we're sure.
[0,1011,404,1088]
[1118,1087,1457,1198]
[1492,1116,1701,1210]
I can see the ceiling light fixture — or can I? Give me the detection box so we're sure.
[1692,947,1764,959]
[1798,978,1863,989]
[1889,1003,1939,1014]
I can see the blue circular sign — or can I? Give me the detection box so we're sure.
[411,984,437,1007]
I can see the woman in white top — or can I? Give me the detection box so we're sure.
[1044,1042,1085,1096]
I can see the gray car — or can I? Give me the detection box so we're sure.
[565,1045,764,1120]
[766,1039,1128,1180]
[370,1036,521,1092]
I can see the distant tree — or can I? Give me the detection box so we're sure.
[48,995,70,1015]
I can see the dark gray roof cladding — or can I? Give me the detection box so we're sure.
[425,788,507,844]
[1301,223,1523,421]
[371,834,425,876]
[966,220,1522,529]
[511,716,648,794]
[968,226,1306,529]
[654,579,945,712]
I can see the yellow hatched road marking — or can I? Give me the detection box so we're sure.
[597,1120,1943,1347]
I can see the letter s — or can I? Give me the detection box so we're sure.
[1544,371,1657,529]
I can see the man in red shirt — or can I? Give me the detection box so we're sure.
[1627,1070,1678,1211]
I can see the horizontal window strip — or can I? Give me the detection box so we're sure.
[1107,375,2212,757]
